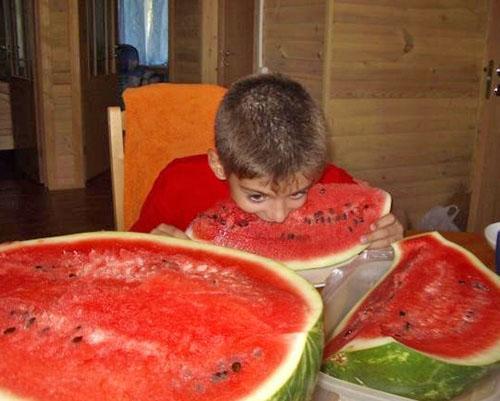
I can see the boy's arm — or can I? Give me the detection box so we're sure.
[150,223,189,239]
[360,213,404,249]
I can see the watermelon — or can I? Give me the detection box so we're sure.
[322,232,500,401]
[187,183,391,270]
[0,232,323,401]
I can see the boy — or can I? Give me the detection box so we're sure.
[131,73,403,249]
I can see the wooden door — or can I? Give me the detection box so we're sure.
[79,0,119,181]
[218,0,255,87]
[6,0,38,181]
[469,0,500,231]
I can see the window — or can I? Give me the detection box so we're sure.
[118,0,168,66]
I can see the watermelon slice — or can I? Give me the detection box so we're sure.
[322,232,500,401]
[187,183,391,270]
[0,232,323,401]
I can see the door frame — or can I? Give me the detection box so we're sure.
[468,0,500,231]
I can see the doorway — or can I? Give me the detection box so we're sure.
[218,0,255,87]
[79,0,120,181]
[0,0,40,183]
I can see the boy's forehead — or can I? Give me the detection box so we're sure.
[231,173,312,195]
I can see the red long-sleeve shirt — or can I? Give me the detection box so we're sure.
[131,154,355,233]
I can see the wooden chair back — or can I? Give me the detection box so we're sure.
[107,84,226,231]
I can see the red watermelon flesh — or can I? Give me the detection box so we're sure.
[0,233,323,401]
[324,232,500,362]
[187,183,391,270]
[322,232,500,401]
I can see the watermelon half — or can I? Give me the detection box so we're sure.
[187,183,391,270]
[322,232,500,401]
[0,232,323,401]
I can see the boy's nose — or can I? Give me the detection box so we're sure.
[267,200,288,223]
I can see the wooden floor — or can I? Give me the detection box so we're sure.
[0,153,114,244]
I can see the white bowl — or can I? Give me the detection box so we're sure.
[484,222,500,250]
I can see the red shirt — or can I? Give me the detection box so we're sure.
[131,154,355,233]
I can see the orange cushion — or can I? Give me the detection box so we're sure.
[122,83,226,229]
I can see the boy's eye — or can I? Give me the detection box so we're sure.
[289,190,307,200]
[248,193,266,203]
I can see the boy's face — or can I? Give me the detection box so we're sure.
[227,173,312,223]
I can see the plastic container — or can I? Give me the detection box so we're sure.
[312,371,500,401]
[314,248,500,401]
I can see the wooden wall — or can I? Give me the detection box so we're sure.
[0,81,13,150]
[322,0,489,228]
[37,0,84,189]
[169,0,203,83]
[262,0,326,102]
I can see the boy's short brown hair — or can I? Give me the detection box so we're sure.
[215,73,328,184]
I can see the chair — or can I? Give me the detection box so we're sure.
[107,83,227,231]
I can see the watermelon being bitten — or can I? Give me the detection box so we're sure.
[0,232,323,401]
[187,183,391,270]
[322,232,500,401]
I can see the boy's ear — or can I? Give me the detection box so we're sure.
[208,149,227,180]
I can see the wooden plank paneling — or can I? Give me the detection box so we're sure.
[324,0,488,228]
[170,0,202,83]
[36,0,84,189]
[263,1,325,101]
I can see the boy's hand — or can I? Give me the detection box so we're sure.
[150,224,189,240]
[360,213,403,250]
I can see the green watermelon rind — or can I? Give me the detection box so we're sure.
[0,231,324,401]
[322,341,499,401]
[322,231,500,401]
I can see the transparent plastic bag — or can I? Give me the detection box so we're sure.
[321,247,394,337]
[416,205,460,232]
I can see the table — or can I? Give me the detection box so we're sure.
[407,231,495,271]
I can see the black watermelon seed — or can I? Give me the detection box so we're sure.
[348,226,353,232]
[287,233,295,240]
[404,322,411,330]
[72,336,83,343]
[314,211,324,218]
[26,317,36,327]
[472,281,489,291]
[35,265,43,270]
[231,362,241,372]
[343,329,353,337]
[211,371,228,383]
[458,280,466,285]
[68,273,77,278]
[399,310,406,317]
[319,187,326,195]
[3,327,16,335]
